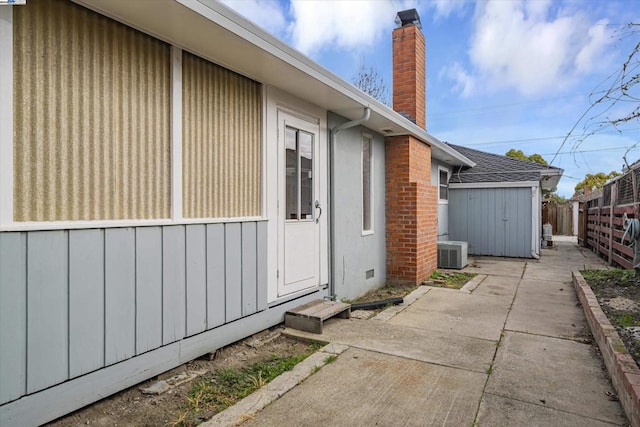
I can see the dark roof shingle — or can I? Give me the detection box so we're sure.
[446,143,562,184]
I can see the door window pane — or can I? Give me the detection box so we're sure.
[286,128,298,219]
[285,127,314,221]
[299,131,314,219]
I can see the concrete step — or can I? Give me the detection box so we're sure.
[285,299,351,334]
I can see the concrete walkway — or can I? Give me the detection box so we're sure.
[242,240,628,426]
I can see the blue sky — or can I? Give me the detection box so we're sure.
[221,0,640,197]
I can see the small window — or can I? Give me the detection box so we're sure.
[362,135,373,232]
[439,169,449,201]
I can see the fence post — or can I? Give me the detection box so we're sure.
[633,169,638,204]
[608,182,617,266]
[596,203,601,256]
[580,202,587,247]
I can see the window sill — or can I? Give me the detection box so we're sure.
[361,230,375,236]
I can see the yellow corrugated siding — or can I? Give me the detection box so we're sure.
[183,52,262,218]
[13,0,171,221]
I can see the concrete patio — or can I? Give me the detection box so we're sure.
[208,238,629,426]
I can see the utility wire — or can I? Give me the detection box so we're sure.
[540,145,640,156]
[462,127,640,147]
[465,136,564,146]
[428,92,588,118]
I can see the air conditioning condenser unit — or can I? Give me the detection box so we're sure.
[437,241,468,269]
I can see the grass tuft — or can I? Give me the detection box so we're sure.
[617,313,639,328]
[169,343,319,426]
[581,269,638,285]
[323,355,337,364]
[426,271,477,289]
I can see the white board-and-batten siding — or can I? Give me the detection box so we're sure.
[0,221,267,407]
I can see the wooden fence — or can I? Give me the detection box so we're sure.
[580,166,640,269]
[585,204,638,269]
[542,202,573,236]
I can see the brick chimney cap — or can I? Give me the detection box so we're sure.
[395,9,422,29]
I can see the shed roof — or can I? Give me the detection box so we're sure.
[447,144,563,190]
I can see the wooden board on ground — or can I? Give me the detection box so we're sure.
[285,299,351,334]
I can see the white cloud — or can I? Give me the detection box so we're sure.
[440,62,475,96]
[219,0,288,36]
[427,0,468,20]
[446,0,614,97]
[288,0,417,55]
[574,20,611,75]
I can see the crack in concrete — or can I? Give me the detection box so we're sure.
[473,265,523,425]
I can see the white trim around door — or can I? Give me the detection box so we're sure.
[277,111,322,297]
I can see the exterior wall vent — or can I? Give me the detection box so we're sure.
[437,241,468,269]
[365,269,375,279]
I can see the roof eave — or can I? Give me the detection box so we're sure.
[540,169,563,192]
[72,0,474,168]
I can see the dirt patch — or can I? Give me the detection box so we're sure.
[608,297,639,312]
[350,283,418,304]
[582,269,640,368]
[46,327,320,427]
[350,271,477,304]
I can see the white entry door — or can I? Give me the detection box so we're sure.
[278,112,321,296]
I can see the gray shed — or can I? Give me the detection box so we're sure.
[446,145,563,258]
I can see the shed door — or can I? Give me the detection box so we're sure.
[278,112,321,296]
[449,187,532,258]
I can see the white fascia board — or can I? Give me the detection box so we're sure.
[541,168,563,176]
[449,181,539,189]
[540,169,562,191]
[541,169,563,180]
[421,133,475,167]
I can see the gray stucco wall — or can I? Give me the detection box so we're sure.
[329,113,386,300]
[431,160,451,241]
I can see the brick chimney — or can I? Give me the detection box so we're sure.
[392,8,426,129]
[385,9,437,285]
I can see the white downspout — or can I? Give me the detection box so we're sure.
[531,185,540,259]
[328,107,371,299]
[333,107,371,134]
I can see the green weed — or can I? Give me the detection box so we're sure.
[617,313,638,328]
[427,271,477,289]
[170,343,319,426]
[323,355,337,364]
[581,269,637,284]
